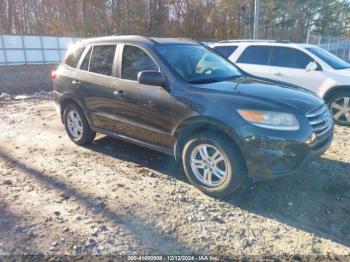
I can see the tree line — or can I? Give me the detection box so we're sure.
[1,0,350,42]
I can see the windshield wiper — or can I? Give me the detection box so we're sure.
[188,75,243,84]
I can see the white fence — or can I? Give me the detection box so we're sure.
[307,33,350,62]
[0,35,85,65]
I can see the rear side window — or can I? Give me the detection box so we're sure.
[65,47,85,68]
[237,46,272,65]
[213,46,238,58]
[272,47,313,69]
[89,45,116,76]
[122,45,158,81]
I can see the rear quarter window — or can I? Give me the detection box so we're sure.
[65,47,85,68]
[213,46,238,58]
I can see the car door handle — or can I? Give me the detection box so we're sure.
[274,72,284,76]
[113,90,125,96]
[72,80,81,85]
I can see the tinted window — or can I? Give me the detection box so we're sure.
[307,47,350,70]
[273,47,312,69]
[65,47,85,68]
[80,47,92,71]
[122,45,158,81]
[157,44,241,83]
[237,46,272,65]
[213,46,237,58]
[89,45,116,76]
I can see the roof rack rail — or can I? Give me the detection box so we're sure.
[110,33,159,44]
[218,39,276,43]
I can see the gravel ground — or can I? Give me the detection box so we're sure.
[0,97,349,259]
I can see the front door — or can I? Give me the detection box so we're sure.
[267,47,328,93]
[112,44,175,148]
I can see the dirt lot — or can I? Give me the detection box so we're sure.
[0,65,350,259]
[0,97,349,259]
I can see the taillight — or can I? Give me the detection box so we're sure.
[51,70,57,81]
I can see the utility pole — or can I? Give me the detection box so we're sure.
[253,0,259,39]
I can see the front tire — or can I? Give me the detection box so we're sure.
[328,91,350,126]
[182,132,246,198]
[63,103,96,145]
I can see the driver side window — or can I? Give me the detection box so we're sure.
[121,45,158,81]
[272,47,313,69]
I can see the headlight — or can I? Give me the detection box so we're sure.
[238,109,300,131]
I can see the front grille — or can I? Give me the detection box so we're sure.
[306,104,333,138]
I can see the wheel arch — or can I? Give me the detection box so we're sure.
[59,95,86,124]
[173,116,246,167]
[323,86,350,103]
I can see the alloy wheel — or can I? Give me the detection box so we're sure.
[66,109,83,140]
[330,96,350,124]
[190,144,229,187]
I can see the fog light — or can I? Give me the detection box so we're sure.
[305,132,316,144]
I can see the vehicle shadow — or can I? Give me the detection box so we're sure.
[86,135,350,248]
[0,148,194,255]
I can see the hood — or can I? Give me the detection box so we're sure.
[192,77,324,114]
[330,67,350,78]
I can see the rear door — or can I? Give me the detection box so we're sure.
[268,47,327,92]
[236,45,274,78]
[76,44,119,130]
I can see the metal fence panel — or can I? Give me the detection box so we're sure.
[3,35,23,48]
[0,50,5,63]
[23,36,41,48]
[6,50,25,64]
[26,50,43,63]
[0,34,85,65]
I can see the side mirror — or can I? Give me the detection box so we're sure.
[137,71,166,87]
[306,61,318,72]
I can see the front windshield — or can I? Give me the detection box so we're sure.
[306,46,350,70]
[156,44,242,83]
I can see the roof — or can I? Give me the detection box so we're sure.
[211,40,318,49]
[81,35,200,46]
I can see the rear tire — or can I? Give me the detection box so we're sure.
[63,103,96,145]
[327,91,350,126]
[182,132,246,198]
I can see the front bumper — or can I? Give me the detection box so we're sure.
[233,123,333,180]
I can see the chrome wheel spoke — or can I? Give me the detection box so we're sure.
[211,151,224,164]
[199,146,209,160]
[333,110,344,120]
[191,158,205,169]
[344,97,350,107]
[212,167,225,179]
[345,112,350,121]
[331,102,343,111]
[203,169,212,184]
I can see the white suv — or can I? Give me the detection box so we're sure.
[211,40,350,126]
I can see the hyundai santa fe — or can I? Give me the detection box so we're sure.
[211,40,350,126]
[53,35,333,197]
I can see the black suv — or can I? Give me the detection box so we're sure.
[53,35,333,197]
